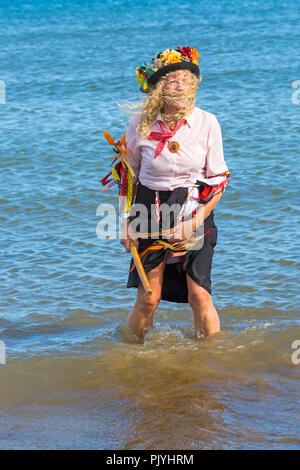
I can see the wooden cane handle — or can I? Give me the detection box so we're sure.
[129,241,152,296]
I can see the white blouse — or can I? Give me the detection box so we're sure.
[125,106,229,191]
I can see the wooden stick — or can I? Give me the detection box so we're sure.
[129,241,152,296]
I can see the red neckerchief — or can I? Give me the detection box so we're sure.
[148,119,186,158]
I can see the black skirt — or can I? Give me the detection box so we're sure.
[127,183,218,303]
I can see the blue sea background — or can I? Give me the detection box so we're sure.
[0,0,299,450]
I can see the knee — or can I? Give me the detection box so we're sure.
[188,286,212,310]
[135,290,161,314]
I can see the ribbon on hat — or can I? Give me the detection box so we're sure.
[148,119,186,158]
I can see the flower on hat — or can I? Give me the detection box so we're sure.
[136,64,155,91]
[177,46,200,65]
[160,49,182,65]
[136,66,147,90]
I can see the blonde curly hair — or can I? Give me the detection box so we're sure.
[136,70,202,138]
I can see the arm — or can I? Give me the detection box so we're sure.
[174,114,228,240]
[172,115,228,241]
[170,189,223,241]
[196,189,223,226]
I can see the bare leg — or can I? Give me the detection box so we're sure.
[126,259,166,339]
[186,274,220,337]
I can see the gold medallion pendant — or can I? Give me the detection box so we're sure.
[168,141,180,153]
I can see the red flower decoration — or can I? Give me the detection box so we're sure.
[177,46,192,61]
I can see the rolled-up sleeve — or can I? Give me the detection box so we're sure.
[205,115,228,177]
[126,115,142,179]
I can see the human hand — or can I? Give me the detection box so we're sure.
[120,237,139,253]
[120,219,139,252]
[168,219,196,242]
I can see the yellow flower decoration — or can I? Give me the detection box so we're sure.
[160,49,182,65]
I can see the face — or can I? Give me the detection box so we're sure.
[164,70,190,89]
[163,70,191,110]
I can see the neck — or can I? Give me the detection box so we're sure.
[161,108,177,127]
[162,103,181,117]
[161,107,184,130]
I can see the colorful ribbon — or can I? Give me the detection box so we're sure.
[100,130,136,215]
[129,229,210,272]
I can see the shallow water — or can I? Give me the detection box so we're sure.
[0,0,299,450]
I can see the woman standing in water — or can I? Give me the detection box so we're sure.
[120,47,230,339]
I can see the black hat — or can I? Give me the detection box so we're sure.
[136,47,200,92]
